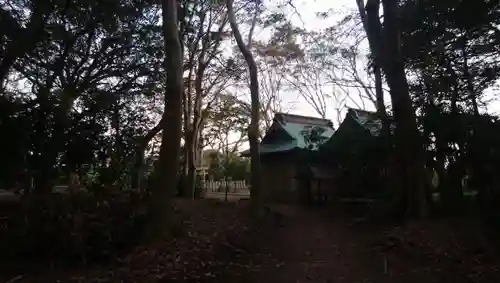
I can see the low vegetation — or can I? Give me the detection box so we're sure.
[1,0,500,281]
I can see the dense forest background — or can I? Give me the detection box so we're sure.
[1,0,500,280]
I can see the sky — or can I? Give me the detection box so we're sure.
[259,0,500,123]
[227,0,358,151]
[266,0,366,124]
[227,0,500,151]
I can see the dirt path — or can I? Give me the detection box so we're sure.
[222,205,440,283]
[6,201,497,282]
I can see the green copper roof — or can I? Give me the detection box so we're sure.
[260,141,298,154]
[240,113,335,156]
[348,108,395,136]
[280,120,334,149]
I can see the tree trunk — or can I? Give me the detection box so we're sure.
[226,0,263,217]
[111,102,123,186]
[186,57,208,199]
[374,66,390,132]
[131,118,163,191]
[434,133,449,207]
[372,0,428,218]
[461,35,480,116]
[356,0,391,193]
[192,124,204,198]
[445,158,465,213]
[181,69,192,198]
[224,141,230,201]
[382,0,428,218]
[356,0,388,125]
[184,131,197,198]
[435,74,465,212]
[182,117,203,199]
[148,0,183,237]
[181,11,218,199]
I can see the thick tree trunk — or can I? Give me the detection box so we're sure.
[226,0,263,216]
[375,0,428,218]
[382,0,428,218]
[148,0,183,237]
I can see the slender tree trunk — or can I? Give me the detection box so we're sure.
[437,72,465,212]
[433,116,454,211]
[185,131,197,198]
[191,119,205,198]
[182,70,193,197]
[181,104,205,199]
[461,35,480,116]
[111,102,123,185]
[182,13,220,198]
[181,136,189,197]
[148,0,183,237]
[224,139,229,201]
[357,0,391,201]
[186,59,208,199]
[356,0,387,123]
[374,66,389,131]
[226,0,263,216]
[434,141,446,192]
[373,65,391,190]
[461,35,485,208]
[131,118,163,191]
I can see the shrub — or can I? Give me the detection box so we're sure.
[0,189,149,266]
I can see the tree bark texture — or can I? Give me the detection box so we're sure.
[148,0,183,237]
[361,0,429,218]
[226,0,263,216]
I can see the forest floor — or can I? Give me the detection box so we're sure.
[5,199,500,283]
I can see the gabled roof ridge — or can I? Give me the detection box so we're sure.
[347,107,397,119]
[275,112,332,123]
[347,108,378,115]
[260,119,295,143]
[272,118,297,142]
[274,112,334,128]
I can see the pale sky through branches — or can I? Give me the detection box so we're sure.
[260,0,500,123]
[264,0,372,124]
[225,0,500,151]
